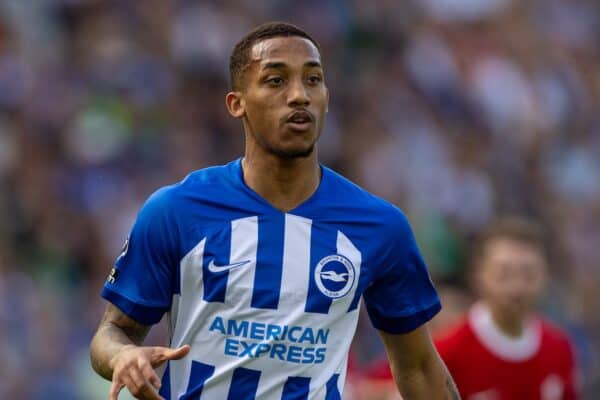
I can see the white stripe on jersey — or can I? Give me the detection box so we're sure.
[225,216,259,307]
[169,237,206,399]
[330,230,362,314]
[279,214,312,308]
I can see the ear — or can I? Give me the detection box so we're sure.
[325,86,330,113]
[226,91,245,118]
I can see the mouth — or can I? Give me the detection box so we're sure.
[286,110,314,131]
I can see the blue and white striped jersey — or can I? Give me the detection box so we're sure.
[102,158,440,399]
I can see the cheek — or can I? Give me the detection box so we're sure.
[313,89,329,110]
[480,272,512,297]
[245,89,280,110]
[527,276,545,296]
[246,101,278,126]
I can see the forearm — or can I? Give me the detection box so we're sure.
[90,304,150,380]
[90,322,138,380]
[393,355,460,400]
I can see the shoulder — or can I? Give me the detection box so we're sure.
[322,165,412,232]
[182,161,237,187]
[538,318,575,351]
[536,318,579,374]
[140,161,235,218]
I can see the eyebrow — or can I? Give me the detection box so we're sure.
[261,60,323,70]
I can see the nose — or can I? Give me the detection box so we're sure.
[287,77,310,107]
[506,273,531,298]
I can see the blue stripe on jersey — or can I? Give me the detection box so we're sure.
[202,225,232,302]
[180,361,215,400]
[226,367,261,400]
[158,362,171,399]
[251,214,284,309]
[325,374,341,400]
[281,376,311,400]
[305,223,337,313]
[347,280,363,311]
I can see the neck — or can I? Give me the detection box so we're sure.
[486,303,528,338]
[242,151,321,212]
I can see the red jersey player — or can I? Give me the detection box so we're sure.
[361,217,579,400]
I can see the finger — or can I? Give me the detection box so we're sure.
[164,345,191,361]
[129,367,146,392]
[109,381,124,400]
[123,375,159,400]
[134,383,164,400]
[151,345,190,365]
[121,375,136,396]
[141,362,162,390]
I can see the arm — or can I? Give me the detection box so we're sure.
[90,303,190,400]
[379,325,460,400]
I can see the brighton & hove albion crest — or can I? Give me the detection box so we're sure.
[314,254,355,298]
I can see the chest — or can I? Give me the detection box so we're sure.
[455,341,569,400]
[185,213,371,317]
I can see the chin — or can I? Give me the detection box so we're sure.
[273,145,315,160]
[266,138,316,160]
[503,301,530,316]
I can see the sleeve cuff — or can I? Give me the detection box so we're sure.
[367,301,442,334]
[101,286,167,325]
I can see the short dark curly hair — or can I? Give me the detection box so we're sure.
[229,21,321,90]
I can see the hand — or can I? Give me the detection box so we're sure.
[109,344,190,400]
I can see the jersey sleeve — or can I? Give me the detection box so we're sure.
[101,186,180,325]
[363,210,441,334]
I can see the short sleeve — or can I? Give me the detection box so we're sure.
[101,186,180,325]
[363,211,441,334]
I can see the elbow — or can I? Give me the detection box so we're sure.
[89,329,111,380]
[88,332,101,375]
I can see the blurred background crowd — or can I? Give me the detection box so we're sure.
[0,0,598,398]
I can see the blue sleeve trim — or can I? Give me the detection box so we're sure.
[101,286,167,325]
[368,302,442,334]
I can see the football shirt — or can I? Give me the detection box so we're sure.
[102,159,440,399]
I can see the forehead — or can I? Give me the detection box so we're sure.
[482,238,545,265]
[250,36,321,66]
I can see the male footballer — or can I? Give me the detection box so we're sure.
[90,21,459,400]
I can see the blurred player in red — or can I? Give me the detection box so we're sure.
[361,217,579,400]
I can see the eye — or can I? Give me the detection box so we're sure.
[307,75,322,85]
[266,77,284,86]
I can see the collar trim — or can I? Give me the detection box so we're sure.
[468,302,542,361]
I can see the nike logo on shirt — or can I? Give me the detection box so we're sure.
[208,260,252,273]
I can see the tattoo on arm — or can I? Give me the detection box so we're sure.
[90,304,151,380]
[100,304,150,345]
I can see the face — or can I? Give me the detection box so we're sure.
[476,238,546,318]
[226,36,329,159]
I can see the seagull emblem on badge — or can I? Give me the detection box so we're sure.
[320,271,349,282]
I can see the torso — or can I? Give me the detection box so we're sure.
[104,159,439,399]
